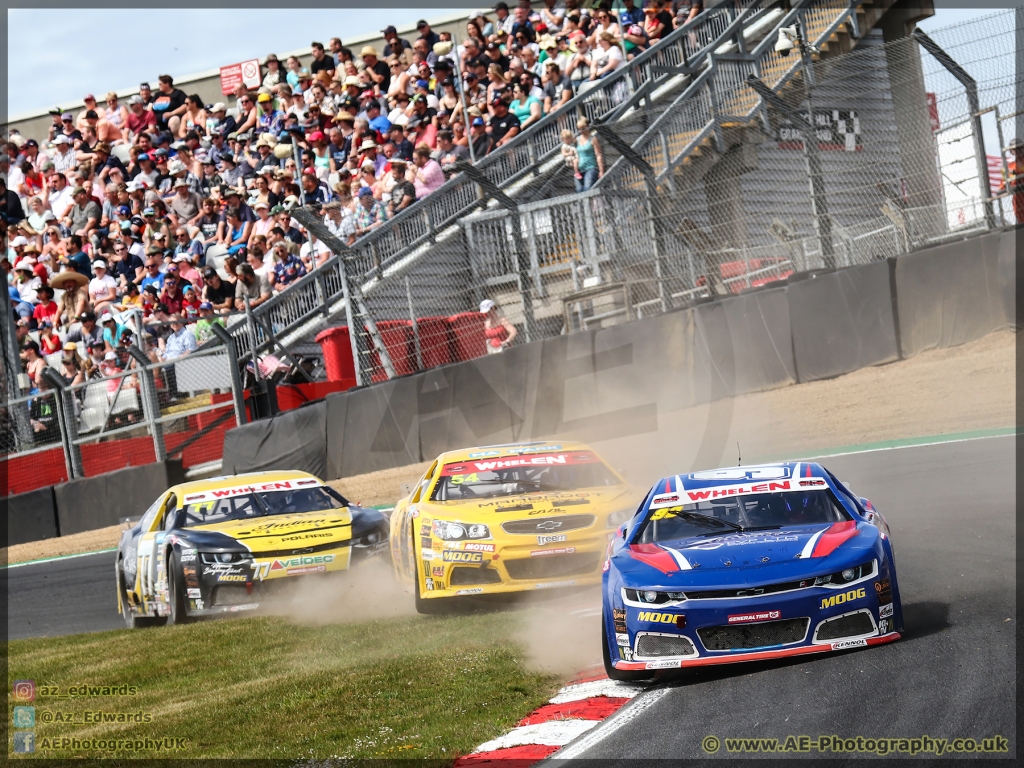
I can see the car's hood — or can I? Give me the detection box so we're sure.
[616,521,878,586]
[186,510,353,553]
[420,485,639,521]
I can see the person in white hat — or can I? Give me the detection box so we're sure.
[479,298,517,354]
[13,257,41,304]
[89,258,118,313]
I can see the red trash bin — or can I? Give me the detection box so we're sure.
[448,311,487,361]
[415,316,454,369]
[315,326,358,389]
[368,320,416,382]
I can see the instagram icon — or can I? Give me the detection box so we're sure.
[13,680,35,702]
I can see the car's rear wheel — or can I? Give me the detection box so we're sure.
[602,614,654,682]
[413,532,448,615]
[117,561,166,629]
[167,556,194,625]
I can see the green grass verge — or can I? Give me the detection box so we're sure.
[7,612,562,760]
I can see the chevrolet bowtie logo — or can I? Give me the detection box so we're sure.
[536,521,563,531]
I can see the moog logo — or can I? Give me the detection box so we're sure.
[637,611,678,624]
[820,587,866,609]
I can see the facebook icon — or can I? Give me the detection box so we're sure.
[13,731,35,753]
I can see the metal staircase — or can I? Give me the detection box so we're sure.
[222,0,898,379]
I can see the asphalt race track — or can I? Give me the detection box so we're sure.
[6,434,1016,756]
[553,435,1017,760]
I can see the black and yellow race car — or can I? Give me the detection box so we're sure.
[116,470,388,626]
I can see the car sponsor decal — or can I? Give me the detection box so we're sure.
[425,578,434,591]
[538,534,568,545]
[456,588,484,595]
[690,466,793,482]
[217,574,248,582]
[875,578,893,605]
[252,554,336,580]
[179,548,197,562]
[441,451,601,476]
[535,580,577,589]
[652,480,797,508]
[613,607,627,634]
[443,551,483,563]
[831,638,868,650]
[619,646,634,661]
[645,659,679,669]
[878,618,890,634]
[820,587,866,609]
[879,602,894,618]
[530,547,577,557]
[637,611,680,624]
[182,566,199,587]
[182,478,321,503]
[679,531,800,550]
[728,610,782,624]
[444,542,496,552]
[421,548,437,560]
[615,633,630,645]
[468,445,563,458]
[228,603,258,612]
[186,588,201,598]
[432,566,445,577]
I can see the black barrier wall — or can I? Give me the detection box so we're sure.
[220,228,1018,483]
[6,486,59,546]
[52,460,185,537]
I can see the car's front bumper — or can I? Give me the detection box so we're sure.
[418,535,612,598]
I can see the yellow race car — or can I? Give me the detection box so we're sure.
[116,470,389,626]
[389,442,643,613]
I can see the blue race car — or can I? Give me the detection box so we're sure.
[601,462,902,680]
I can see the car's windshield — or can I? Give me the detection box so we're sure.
[636,490,849,543]
[431,450,620,501]
[181,486,348,527]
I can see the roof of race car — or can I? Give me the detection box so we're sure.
[169,470,323,499]
[648,462,830,507]
[436,441,595,464]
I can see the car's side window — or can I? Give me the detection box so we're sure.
[411,461,438,504]
[139,493,167,533]
[160,494,179,531]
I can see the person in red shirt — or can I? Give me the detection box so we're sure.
[32,284,60,325]
[158,265,186,314]
[125,95,157,141]
[39,320,63,354]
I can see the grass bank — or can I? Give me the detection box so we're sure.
[7,611,560,760]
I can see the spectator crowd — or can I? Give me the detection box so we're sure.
[2,2,705,419]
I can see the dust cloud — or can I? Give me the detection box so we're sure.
[269,556,418,625]
[512,588,604,676]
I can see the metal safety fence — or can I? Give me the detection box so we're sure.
[195,5,1019,386]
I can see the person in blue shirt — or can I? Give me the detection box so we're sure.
[63,235,91,276]
[366,101,392,136]
[139,254,166,292]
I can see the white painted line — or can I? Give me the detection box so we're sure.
[549,678,644,704]
[784,431,1015,462]
[5,548,117,569]
[473,719,599,751]
[546,687,671,760]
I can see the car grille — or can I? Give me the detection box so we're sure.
[449,567,503,586]
[247,539,349,559]
[635,633,697,658]
[501,514,596,536]
[814,610,875,641]
[504,551,601,580]
[698,618,809,651]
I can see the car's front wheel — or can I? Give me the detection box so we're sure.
[167,556,194,626]
[413,532,448,615]
[602,615,653,682]
[117,560,166,629]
